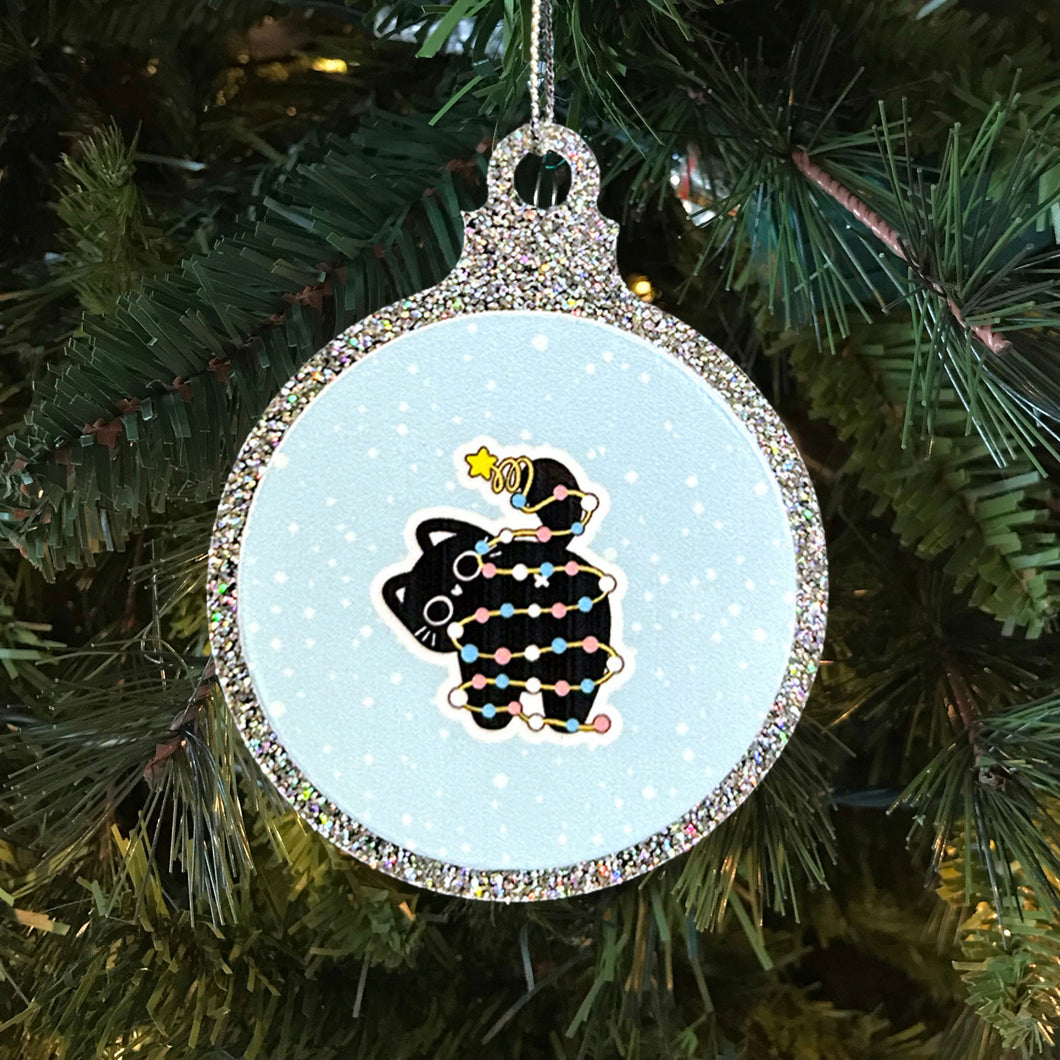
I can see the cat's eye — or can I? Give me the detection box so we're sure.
[423,595,454,626]
[452,551,481,581]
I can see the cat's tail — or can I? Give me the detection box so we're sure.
[521,458,585,532]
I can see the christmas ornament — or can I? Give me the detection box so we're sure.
[207,3,827,901]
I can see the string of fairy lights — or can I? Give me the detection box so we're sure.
[446,447,624,735]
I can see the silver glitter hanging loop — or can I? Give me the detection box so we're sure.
[485,123,599,220]
[528,0,555,147]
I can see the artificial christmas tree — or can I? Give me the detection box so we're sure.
[2,1,1060,1057]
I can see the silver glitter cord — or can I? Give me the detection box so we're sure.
[528,0,555,146]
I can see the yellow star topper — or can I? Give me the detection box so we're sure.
[465,445,498,481]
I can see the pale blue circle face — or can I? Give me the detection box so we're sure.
[238,310,797,870]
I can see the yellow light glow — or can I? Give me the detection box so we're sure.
[312,57,349,74]
[630,275,654,301]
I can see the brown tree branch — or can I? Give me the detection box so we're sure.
[791,149,1012,356]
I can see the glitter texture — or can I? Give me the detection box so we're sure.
[207,124,828,901]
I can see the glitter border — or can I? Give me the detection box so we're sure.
[207,125,828,901]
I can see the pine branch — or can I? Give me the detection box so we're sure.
[376,0,700,131]
[1,109,488,575]
[903,693,1060,922]
[1,652,198,885]
[55,122,174,316]
[740,983,940,1059]
[675,717,839,931]
[612,23,1060,466]
[789,147,1011,355]
[4,811,423,1060]
[936,843,1060,1056]
[780,320,1060,634]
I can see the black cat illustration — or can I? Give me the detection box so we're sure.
[382,458,619,733]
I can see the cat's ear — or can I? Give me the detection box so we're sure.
[382,572,411,615]
[415,517,480,553]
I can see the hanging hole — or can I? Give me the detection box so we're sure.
[514,151,572,208]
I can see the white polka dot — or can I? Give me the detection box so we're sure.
[467,321,479,334]
[367,447,378,458]
[531,334,549,351]
[683,748,695,762]
[273,571,287,584]
[402,813,412,827]
[272,452,289,469]
[753,628,767,642]
[624,469,639,484]
[585,363,596,374]
[754,482,768,496]
[675,722,689,735]
[685,475,698,488]
[325,497,337,506]
[288,522,299,534]
[728,603,742,617]
[269,638,282,651]
[360,626,372,638]
[692,502,705,515]
[642,786,656,800]
[493,773,509,790]
[706,569,717,581]
[247,621,260,634]
[745,579,756,591]
[390,672,403,684]
[270,701,286,718]
[396,423,408,435]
